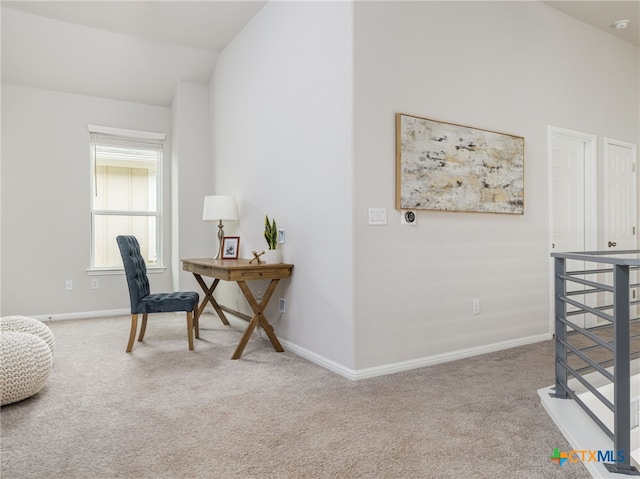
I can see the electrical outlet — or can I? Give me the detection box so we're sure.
[473,298,480,315]
[91,279,99,289]
[65,280,73,291]
[256,290,263,303]
[279,298,286,313]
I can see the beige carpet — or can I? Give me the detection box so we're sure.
[1,314,589,478]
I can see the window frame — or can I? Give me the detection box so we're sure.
[87,125,166,275]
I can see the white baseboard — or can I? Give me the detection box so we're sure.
[218,308,551,380]
[29,307,551,381]
[205,305,552,380]
[33,309,130,322]
[279,338,358,379]
[283,333,552,381]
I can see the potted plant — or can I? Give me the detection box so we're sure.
[264,215,281,264]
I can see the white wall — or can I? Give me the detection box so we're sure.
[210,1,356,368]
[170,81,214,292]
[1,8,217,319]
[3,1,638,377]
[352,1,639,369]
[1,84,174,317]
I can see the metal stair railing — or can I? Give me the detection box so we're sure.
[551,250,639,476]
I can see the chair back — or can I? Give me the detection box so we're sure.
[116,235,151,313]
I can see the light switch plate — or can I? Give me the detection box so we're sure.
[368,208,387,225]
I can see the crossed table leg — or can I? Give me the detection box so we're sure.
[193,275,229,326]
[192,273,284,359]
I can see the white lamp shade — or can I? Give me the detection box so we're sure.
[202,195,238,222]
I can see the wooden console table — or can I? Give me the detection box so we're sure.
[181,258,293,359]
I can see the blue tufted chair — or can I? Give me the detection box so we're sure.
[116,235,199,352]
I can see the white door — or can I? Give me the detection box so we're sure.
[549,127,597,330]
[552,136,586,253]
[604,138,638,309]
[605,138,637,252]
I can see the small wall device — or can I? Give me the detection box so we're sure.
[401,210,417,225]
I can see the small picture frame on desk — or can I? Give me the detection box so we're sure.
[221,236,240,259]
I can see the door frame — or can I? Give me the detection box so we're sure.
[548,125,597,335]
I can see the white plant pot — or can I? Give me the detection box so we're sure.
[264,249,282,264]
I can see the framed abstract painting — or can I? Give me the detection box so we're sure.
[396,113,525,214]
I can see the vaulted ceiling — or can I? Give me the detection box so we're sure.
[2,1,267,52]
[1,1,266,105]
[2,1,637,106]
[543,1,639,47]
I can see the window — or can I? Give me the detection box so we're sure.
[89,126,165,271]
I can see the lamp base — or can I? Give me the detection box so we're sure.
[215,220,225,259]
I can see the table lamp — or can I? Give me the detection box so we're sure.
[203,195,238,259]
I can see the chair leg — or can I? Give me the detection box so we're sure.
[186,311,194,350]
[138,313,148,341]
[194,308,200,339]
[126,314,138,353]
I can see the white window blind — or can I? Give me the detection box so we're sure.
[89,126,165,271]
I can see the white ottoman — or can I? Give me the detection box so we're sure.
[1,315,55,353]
[1,316,54,406]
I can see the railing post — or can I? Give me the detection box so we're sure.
[553,256,570,398]
[604,264,638,475]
